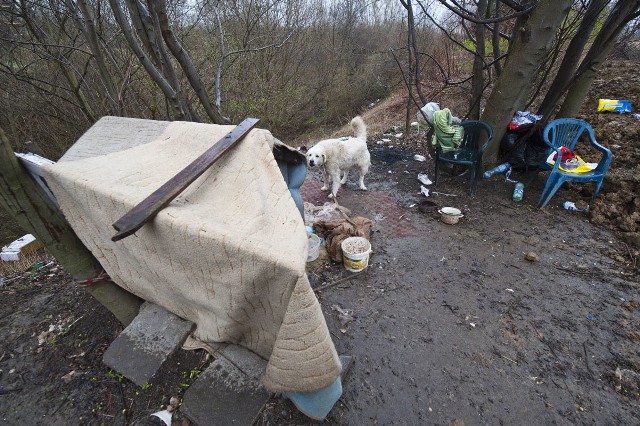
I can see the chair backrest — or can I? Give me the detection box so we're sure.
[543,118,592,150]
[459,120,494,152]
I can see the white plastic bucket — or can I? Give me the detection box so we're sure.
[307,233,321,262]
[341,237,372,272]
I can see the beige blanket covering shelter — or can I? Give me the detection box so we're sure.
[42,116,341,393]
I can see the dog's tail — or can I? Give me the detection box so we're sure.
[350,116,367,140]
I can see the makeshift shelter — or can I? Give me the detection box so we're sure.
[41,117,341,394]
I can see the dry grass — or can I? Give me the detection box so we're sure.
[0,249,51,278]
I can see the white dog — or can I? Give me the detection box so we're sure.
[306,116,371,198]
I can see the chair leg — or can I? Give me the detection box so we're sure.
[470,165,478,197]
[537,176,565,208]
[593,177,604,198]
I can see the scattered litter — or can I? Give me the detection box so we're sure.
[409,203,416,208]
[1,234,43,262]
[525,251,539,262]
[505,288,514,293]
[562,201,589,213]
[376,140,385,145]
[331,304,355,333]
[530,376,545,385]
[576,252,582,257]
[413,154,426,162]
[432,191,457,197]
[632,113,640,119]
[597,99,632,113]
[420,186,430,197]
[586,315,593,320]
[61,370,77,383]
[373,213,386,222]
[394,133,403,138]
[417,173,432,185]
[469,322,476,328]
[483,162,511,179]
[304,202,351,225]
[150,409,173,426]
[388,170,393,174]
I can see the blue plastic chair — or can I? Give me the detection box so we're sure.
[434,120,494,196]
[537,118,613,208]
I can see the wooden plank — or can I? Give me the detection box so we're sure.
[111,118,259,242]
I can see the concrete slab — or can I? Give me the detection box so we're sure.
[219,344,268,380]
[181,349,271,426]
[103,302,195,386]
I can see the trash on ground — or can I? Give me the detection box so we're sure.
[331,304,355,328]
[314,216,372,262]
[1,234,44,262]
[513,182,524,202]
[417,172,433,185]
[307,233,322,262]
[483,162,511,179]
[438,207,463,224]
[525,251,539,262]
[304,202,351,225]
[421,185,430,197]
[597,99,632,113]
[561,201,590,213]
[414,154,426,162]
[341,236,372,273]
[150,409,173,426]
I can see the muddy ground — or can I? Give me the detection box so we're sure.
[1,60,639,425]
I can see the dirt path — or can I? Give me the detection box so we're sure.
[255,138,640,425]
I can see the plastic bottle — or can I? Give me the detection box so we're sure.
[561,201,589,212]
[483,162,511,179]
[512,182,524,202]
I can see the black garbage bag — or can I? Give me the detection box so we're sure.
[500,125,548,170]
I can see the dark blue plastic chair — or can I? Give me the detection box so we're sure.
[537,118,613,208]
[434,120,494,196]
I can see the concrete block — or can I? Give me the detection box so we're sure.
[103,303,195,386]
[219,344,268,380]
[181,353,270,426]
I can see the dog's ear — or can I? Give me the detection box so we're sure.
[322,153,326,162]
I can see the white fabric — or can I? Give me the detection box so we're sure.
[42,117,340,392]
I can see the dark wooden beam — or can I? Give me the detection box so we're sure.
[111,118,259,241]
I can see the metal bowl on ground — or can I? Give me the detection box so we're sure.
[438,207,463,224]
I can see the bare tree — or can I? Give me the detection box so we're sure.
[536,0,611,118]
[480,0,574,163]
[558,0,640,118]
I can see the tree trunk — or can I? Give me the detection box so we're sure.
[557,0,640,118]
[0,128,142,325]
[480,0,573,165]
[536,0,610,118]
[470,0,488,119]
